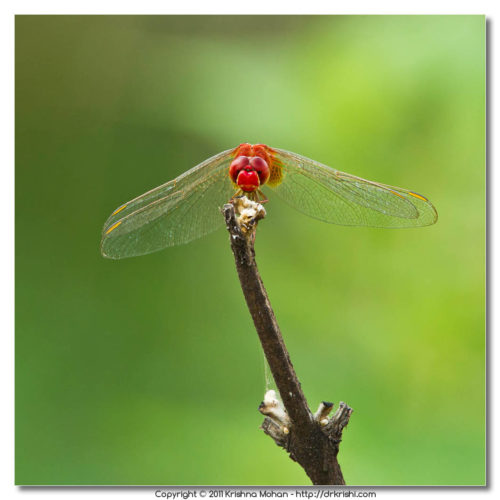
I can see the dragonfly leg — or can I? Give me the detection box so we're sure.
[257,189,269,204]
[229,189,243,202]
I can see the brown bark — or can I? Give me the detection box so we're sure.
[223,200,352,485]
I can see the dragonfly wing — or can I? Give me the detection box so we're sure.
[269,148,438,228]
[101,149,235,259]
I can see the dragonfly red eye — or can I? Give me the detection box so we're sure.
[250,156,270,185]
[229,156,250,183]
[237,169,260,192]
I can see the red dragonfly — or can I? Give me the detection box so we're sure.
[101,143,437,259]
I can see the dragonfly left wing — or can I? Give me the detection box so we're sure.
[101,149,235,259]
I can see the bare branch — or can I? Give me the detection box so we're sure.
[223,200,312,430]
[223,198,353,485]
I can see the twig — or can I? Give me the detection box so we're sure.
[223,198,352,485]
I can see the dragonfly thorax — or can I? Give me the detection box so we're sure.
[229,155,270,192]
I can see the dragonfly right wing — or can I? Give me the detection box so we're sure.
[101,149,236,259]
[269,148,438,228]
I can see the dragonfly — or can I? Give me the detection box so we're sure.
[101,143,438,259]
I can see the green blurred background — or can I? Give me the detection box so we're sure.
[15,15,485,485]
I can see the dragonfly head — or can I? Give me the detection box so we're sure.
[229,155,270,192]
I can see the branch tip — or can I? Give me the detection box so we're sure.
[323,402,353,438]
[314,401,335,422]
[225,196,266,236]
[259,389,291,429]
